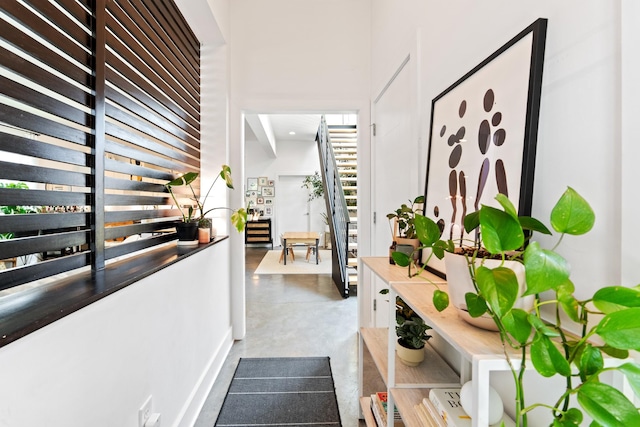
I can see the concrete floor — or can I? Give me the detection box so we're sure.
[194,247,364,427]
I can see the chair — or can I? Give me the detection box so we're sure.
[305,245,321,262]
[278,234,295,263]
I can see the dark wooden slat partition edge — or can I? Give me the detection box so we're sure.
[0,0,203,342]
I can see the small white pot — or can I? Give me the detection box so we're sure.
[444,251,534,331]
[395,341,425,366]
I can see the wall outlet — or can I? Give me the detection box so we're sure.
[138,395,152,427]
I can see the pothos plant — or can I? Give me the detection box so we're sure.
[165,165,247,232]
[393,187,640,427]
[387,195,425,239]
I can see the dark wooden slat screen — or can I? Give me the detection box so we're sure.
[0,0,201,290]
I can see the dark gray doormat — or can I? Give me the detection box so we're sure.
[215,357,342,427]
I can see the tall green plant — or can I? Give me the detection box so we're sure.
[394,187,640,426]
[164,165,247,232]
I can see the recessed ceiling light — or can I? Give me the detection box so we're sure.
[289,131,296,135]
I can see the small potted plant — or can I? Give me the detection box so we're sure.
[384,294,432,366]
[386,195,425,261]
[165,165,247,243]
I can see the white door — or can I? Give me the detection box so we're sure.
[371,55,420,325]
[275,175,309,243]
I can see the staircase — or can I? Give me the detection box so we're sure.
[327,125,358,293]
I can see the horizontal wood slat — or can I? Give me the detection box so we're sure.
[0,46,91,105]
[0,75,91,127]
[0,230,88,259]
[0,213,88,234]
[0,188,88,207]
[0,161,88,188]
[0,104,90,146]
[22,0,93,50]
[104,158,174,181]
[105,209,180,223]
[105,232,176,260]
[0,253,88,292]
[0,132,88,166]
[0,18,90,86]
[105,138,197,172]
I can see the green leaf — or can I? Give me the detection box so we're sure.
[465,292,488,318]
[495,193,518,219]
[413,195,425,205]
[392,251,411,267]
[432,289,449,312]
[479,205,524,253]
[523,242,570,295]
[502,308,532,345]
[231,208,247,232]
[531,334,571,377]
[475,266,518,318]
[550,187,595,235]
[528,313,561,337]
[577,382,640,427]
[617,362,640,398]
[166,171,199,187]
[463,211,480,233]
[555,408,583,426]
[597,308,640,351]
[578,343,604,377]
[431,240,451,259]
[558,280,580,322]
[593,286,640,314]
[220,164,234,189]
[415,214,442,247]
[518,216,552,235]
[600,345,629,359]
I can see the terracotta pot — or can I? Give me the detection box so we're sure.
[395,340,425,366]
[444,251,534,331]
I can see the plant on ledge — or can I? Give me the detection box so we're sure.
[393,187,640,426]
[165,164,247,232]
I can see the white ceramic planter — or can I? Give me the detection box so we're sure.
[444,251,534,331]
[395,341,425,366]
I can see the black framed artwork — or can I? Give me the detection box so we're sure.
[423,18,548,276]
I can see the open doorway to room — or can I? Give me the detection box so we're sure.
[243,112,359,295]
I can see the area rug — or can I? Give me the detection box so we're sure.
[254,249,332,275]
[215,357,341,427]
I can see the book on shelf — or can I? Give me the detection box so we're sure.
[414,403,443,427]
[420,398,446,427]
[370,392,402,427]
[427,388,515,427]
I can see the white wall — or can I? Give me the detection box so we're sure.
[0,241,232,427]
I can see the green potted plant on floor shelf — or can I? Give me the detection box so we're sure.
[165,165,247,242]
[394,187,640,426]
[379,291,433,367]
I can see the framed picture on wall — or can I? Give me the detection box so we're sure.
[264,198,273,205]
[258,177,268,186]
[265,207,273,216]
[423,18,547,276]
[261,187,274,197]
[257,197,264,205]
[267,180,275,186]
[247,177,258,191]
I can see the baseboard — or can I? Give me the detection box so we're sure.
[174,326,234,427]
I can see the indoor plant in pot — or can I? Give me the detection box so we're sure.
[165,165,247,243]
[382,292,433,367]
[387,195,425,262]
[396,187,640,426]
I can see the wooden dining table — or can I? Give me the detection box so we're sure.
[281,232,320,265]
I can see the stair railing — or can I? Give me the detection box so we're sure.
[316,116,350,297]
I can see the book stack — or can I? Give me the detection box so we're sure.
[413,388,515,427]
[370,392,403,427]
